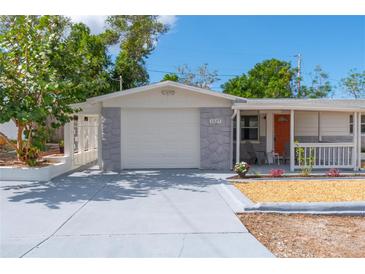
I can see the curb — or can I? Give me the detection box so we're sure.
[220,181,365,215]
[244,201,365,215]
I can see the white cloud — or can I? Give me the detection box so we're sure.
[157,15,178,28]
[69,15,107,35]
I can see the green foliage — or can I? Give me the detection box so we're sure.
[62,22,112,99]
[234,162,250,177]
[106,16,168,90]
[176,64,220,89]
[295,142,316,176]
[162,73,179,82]
[222,59,294,98]
[341,69,365,99]
[59,139,64,148]
[222,59,332,99]
[298,65,332,98]
[28,126,50,151]
[0,15,112,163]
[18,146,40,166]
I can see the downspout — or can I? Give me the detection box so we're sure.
[230,109,238,169]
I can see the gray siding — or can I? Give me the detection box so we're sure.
[200,108,233,170]
[234,137,267,163]
[295,136,353,143]
[101,107,121,171]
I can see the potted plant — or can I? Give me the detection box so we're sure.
[59,140,64,154]
[234,162,250,178]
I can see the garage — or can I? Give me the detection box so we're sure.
[121,108,200,169]
[88,81,238,170]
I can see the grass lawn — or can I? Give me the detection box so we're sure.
[238,213,365,258]
[234,179,365,203]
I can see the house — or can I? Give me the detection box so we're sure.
[63,81,365,172]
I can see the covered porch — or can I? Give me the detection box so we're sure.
[232,100,365,172]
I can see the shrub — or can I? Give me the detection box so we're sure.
[19,146,40,166]
[270,169,285,177]
[295,141,315,177]
[326,168,340,177]
[234,162,250,177]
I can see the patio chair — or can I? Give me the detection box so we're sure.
[282,143,290,164]
[256,151,267,165]
[245,142,258,164]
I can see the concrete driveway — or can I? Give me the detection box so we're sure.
[0,167,273,257]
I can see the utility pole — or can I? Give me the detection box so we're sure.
[119,75,123,91]
[295,54,302,97]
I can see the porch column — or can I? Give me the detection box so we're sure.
[236,109,240,163]
[357,112,362,170]
[318,112,322,142]
[353,112,358,171]
[290,109,295,172]
[266,112,274,164]
[63,120,74,157]
[97,111,103,169]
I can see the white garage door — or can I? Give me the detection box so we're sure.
[121,108,200,169]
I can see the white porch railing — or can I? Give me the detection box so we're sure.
[72,115,99,167]
[294,143,355,169]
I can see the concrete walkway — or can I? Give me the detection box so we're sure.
[0,167,273,258]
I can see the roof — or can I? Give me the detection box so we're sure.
[234,98,365,112]
[87,81,246,103]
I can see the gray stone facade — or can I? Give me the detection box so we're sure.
[101,107,121,171]
[200,108,233,170]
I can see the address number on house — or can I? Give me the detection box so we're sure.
[209,118,222,125]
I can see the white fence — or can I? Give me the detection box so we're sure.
[294,143,355,169]
[72,115,99,167]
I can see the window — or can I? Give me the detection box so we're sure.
[349,114,365,134]
[233,115,259,141]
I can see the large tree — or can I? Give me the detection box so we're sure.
[0,16,110,164]
[176,64,220,89]
[106,16,168,90]
[159,64,219,89]
[341,69,365,99]
[298,65,332,98]
[222,59,294,98]
[222,59,332,98]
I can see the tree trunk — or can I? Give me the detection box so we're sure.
[16,123,24,161]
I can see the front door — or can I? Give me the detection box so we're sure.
[274,114,290,156]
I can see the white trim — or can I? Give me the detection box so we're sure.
[230,110,238,169]
[266,112,274,164]
[236,110,240,163]
[233,104,365,112]
[357,112,362,170]
[293,142,356,169]
[353,112,358,171]
[87,81,244,103]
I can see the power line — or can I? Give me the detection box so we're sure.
[147,68,240,78]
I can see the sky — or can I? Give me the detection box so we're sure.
[71,15,365,97]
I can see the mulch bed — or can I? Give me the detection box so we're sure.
[234,179,365,203]
[238,213,365,258]
[228,174,365,180]
[0,143,61,167]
